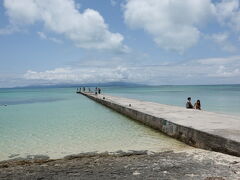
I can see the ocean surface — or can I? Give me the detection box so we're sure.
[104,85,240,116]
[0,85,239,161]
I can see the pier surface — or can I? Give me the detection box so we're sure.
[80,92,240,157]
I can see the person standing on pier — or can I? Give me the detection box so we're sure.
[95,87,98,95]
[98,88,101,94]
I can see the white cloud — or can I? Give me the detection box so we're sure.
[0,25,18,35]
[215,0,240,31]
[3,0,126,51]
[209,65,240,78]
[123,0,240,53]
[211,33,228,43]
[37,31,62,44]
[49,37,63,44]
[124,0,215,52]
[210,32,237,52]
[24,66,130,84]
[37,31,47,39]
[197,56,240,65]
[23,56,240,85]
[197,56,240,78]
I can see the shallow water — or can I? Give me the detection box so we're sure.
[0,87,189,161]
[0,85,239,161]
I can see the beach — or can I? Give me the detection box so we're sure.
[0,85,240,179]
[0,149,240,179]
[1,0,240,178]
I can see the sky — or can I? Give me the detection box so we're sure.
[0,0,240,87]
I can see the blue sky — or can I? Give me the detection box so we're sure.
[0,0,240,87]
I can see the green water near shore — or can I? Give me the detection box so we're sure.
[0,87,189,161]
[0,85,239,161]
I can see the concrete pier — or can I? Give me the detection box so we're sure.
[80,92,240,157]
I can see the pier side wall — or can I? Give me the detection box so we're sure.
[81,93,240,157]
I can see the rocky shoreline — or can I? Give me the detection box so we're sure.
[0,150,240,180]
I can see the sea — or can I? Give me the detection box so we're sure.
[0,85,239,161]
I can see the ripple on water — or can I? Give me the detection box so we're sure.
[0,88,193,161]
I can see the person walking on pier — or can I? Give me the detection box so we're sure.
[186,97,193,109]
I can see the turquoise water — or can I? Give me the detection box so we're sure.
[0,85,239,161]
[0,87,188,161]
[104,85,240,116]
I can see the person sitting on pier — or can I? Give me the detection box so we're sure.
[186,97,193,109]
[194,100,201,110]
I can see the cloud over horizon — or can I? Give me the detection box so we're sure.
[0,0,240,88]
[23,56,240,86]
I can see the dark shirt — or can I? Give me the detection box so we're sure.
[186,101,193,109]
